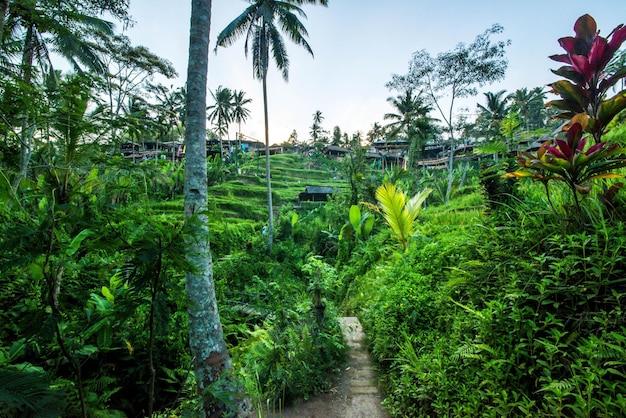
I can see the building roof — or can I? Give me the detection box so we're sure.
[305,186,334,194]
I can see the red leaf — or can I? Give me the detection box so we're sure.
[570,55,593,83]
[588,37,611,72]
[574,14,597,44]
[566,123,583,151]
[585,142,605,156]
[558,37,578,54]
[545,145,567,160]
[555,139,573,159]
[608,25,626,54]
[549,54,571,64]
[576,136,587,152]
[551,67,585,85]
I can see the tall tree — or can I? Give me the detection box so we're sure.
[184,1,247,416]
[309,109,327,148]
[366,122,385,145]
[384,87,436,169]
[215,0,328,252]
[388,24,510,202]
[0,0,9,37]
[475,89,510,140]
[232,89,251,138]
[509,86,546,132]
[95,34,177,149]
[207,85,233,158]
[331,125,342,146]
[231,89,251,170]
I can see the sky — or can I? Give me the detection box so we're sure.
[122,1,626,145]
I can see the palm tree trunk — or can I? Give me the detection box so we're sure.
[0,0,9,38]
[184,2,245,416]
[262,73,274,253]
[14,23,35,188]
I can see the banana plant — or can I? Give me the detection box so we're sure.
[374,182,432,249]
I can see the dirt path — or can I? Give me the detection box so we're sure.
[265,317,390,418]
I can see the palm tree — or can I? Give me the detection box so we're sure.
[215,0,328,252]
[0,0,9,37]
[207,85,233,157]
[366,122,385,145]
[384,88,436,169]
[509,87,546,132]
[7,0,114,187]
[310,109,326,147]
[183,1,246,417]
[476,90,510,139]
[231,89,251,170]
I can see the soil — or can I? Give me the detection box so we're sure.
[264,317,390,418]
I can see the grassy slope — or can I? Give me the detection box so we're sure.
[153,152,348,222]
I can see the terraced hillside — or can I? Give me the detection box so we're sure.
[151,152,348,223]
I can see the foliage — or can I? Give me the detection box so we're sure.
[546,14,626,143]
[373,182,432,249]
[506,15,626,225]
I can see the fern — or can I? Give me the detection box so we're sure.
[0,365,66,417]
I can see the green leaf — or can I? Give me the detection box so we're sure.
[549,80,587,110]
[362,214,375,238]
[76,345,99,356]
[0,170,15,207]
[101,286,114,305]
[349,205,361,233]
[290,212,298,227]
[597,93,626,126]
[66,229,92,257]
[97,324,113,349]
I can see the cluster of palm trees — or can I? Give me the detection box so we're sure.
[472,87,548,140]
[207,85,252,159]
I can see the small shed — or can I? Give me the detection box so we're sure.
[298,185,334,202]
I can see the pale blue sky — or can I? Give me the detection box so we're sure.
[125,1,625,144]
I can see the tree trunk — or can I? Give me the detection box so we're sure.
[445,136,455,203]
[184,1,249,416]
[262,73,274,253]
[14,23,35,188]
[0,0,9,39]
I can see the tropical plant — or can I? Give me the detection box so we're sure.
[506,15,626,221]
[475,90,510,140]
[215,0,329,253]
[231,89,252,170]
[508,121,626,216]
[373,182,431,249]
[310,109,327,148]
[509,86,547,132]
[546,14,626,144]
[339,204,375,243]
[384,87,437,169]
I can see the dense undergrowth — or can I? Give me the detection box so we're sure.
[341,180,626,417]
[0,152,348,417]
